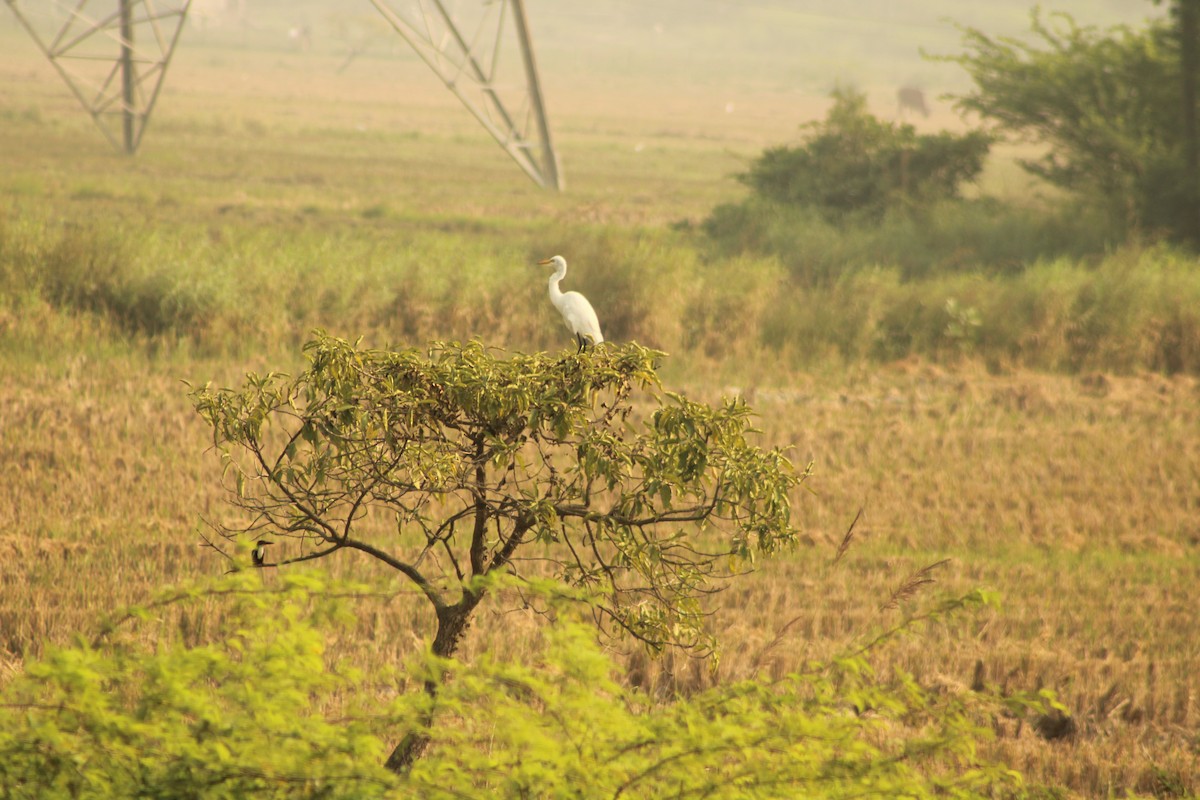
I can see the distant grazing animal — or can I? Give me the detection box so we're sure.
[288,25,312,51]
[897,86,930,119]
[538,255,604,352]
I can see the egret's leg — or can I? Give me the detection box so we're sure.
[576,333,586,353]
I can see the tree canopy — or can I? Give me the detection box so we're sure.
[192,333,805,769]
[942,9,1200,244]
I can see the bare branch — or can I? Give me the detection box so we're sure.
[469,436,488,577]
[247,439,341,542]
[338,538,447,612]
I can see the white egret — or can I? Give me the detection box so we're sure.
[538,255,604,351]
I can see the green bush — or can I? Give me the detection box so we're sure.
[407,590,1033,799]
[0,572,397,800]
[0,572,1042,799]
[736,88,991,223]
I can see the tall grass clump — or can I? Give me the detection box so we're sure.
[1052,245,1200,373]
[0,211,224,342]
[703,196,1115,285]
[1,206,717,361]
[682,252,785,363]
[0,208,538,357]
[754,243,1200,373]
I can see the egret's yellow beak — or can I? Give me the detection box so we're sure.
[537,257,553,266]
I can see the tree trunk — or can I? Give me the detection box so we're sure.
[383,514,529,774]
[384,598,478,773]
[1180,0,1200,243]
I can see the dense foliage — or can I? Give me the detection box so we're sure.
[0,572,398,800]
[735,88,991,222]
[0,572,1039,799]
[406,589,1034,800]
[942,10,1200,245]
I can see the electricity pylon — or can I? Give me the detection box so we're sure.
[5,0,192,154]
[369,0,564,190]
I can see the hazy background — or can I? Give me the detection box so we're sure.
[2,0,1168,158]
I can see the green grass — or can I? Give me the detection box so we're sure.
[9,193,1197,376]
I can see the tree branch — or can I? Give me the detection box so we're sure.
[247,439,341,542]
[553,502,716,528]
[469,435,488,577]
[486,514,534,574]
[339,538,446,612]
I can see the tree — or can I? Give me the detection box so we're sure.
[941,9,1200,245]
[1160,0,1200,240]
[191,333,804,772]
[737,88,991,222]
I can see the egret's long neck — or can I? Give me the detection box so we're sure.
[547,263,567,306]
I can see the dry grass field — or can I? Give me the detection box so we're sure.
[1,4,1198,796]
[3,343,1197,797]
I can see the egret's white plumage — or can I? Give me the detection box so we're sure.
[538,255,604,351]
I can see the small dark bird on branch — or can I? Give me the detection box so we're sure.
[252,540,273,568]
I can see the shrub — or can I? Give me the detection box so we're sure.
[407,590,1034,799]
[0,572,1041,799]
[0,572,398,800]
[737,88,992,223]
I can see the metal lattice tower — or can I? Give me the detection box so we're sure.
[5,0,192,154]
[369,0,563,190]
